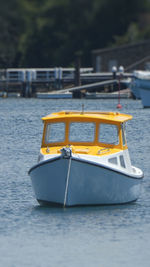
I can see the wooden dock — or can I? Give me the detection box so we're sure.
[0,68,132,98]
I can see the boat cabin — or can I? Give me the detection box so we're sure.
[40,111,132,157]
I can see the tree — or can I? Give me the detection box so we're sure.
[0,0,24,67]
[0,0,150,68]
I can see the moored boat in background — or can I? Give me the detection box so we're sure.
[131,70,150,107]
[130,71,141,99]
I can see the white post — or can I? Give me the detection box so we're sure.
[19,70,26,82]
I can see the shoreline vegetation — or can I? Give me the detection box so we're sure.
[1,0,150,68]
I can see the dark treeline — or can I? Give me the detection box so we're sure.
[0,0,150,68]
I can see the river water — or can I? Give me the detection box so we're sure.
[0,97,150,267]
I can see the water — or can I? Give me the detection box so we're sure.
[0,97,150,267]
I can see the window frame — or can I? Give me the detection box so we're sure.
[44,121,66,145]
[42,118,124,149]
[121,123,127,146]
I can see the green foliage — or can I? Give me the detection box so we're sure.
[0,0,150,67]
[0,0,24,67]
[113,23,141,46]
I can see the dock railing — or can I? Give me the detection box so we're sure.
[0,67,131,97]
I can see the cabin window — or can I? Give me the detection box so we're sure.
[108,157,118,165]
[45,122,65,143]
[69,122,95,142]
[120,155,126,168]
[99,123,119,144]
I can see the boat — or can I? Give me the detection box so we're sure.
[130,71,141,99]
[28,110,143,207]
[131,71,150,107]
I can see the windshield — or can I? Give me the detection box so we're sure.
[69,122,95,142]
[44,121,121,146]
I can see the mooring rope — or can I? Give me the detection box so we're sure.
[63,157,72,207]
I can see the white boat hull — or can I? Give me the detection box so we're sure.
[132,75,150,107]
[29,156,143,206]
[130,80,141,99]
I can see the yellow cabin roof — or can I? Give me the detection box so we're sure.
[42,110,132,123]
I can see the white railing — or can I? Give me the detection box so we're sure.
[5,68,93,83]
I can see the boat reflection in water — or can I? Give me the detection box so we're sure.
[28,110,143,207]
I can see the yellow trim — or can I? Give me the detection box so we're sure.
[41,110,130,153]
[41,146,122,157]
[42,110,132,123]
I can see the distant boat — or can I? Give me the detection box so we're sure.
[130,71,141,99]
[131,71,150,107]
[28,110,143,207]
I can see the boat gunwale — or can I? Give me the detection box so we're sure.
[28,156,61,175]
[28,155,144,180]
